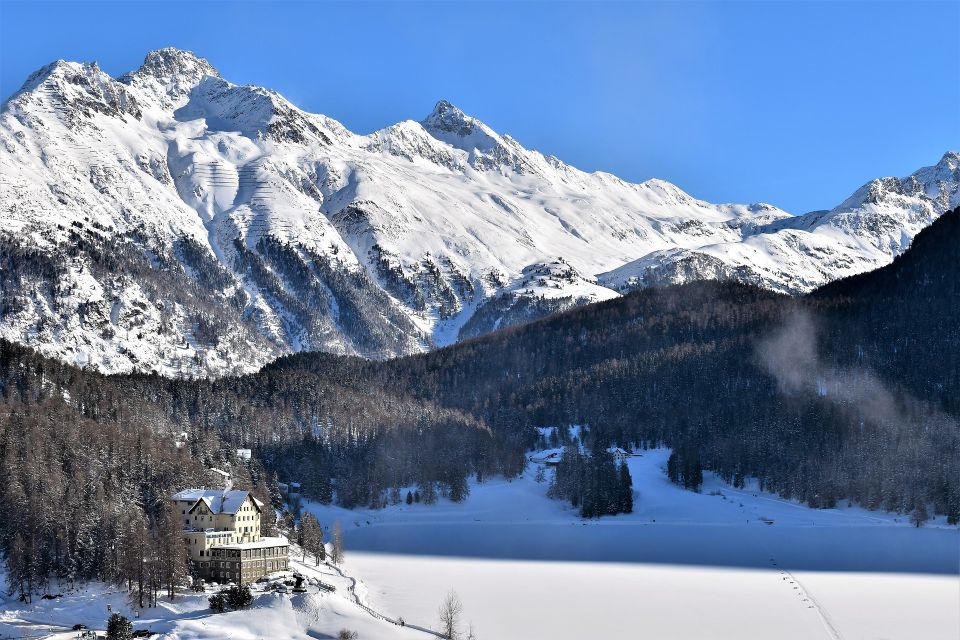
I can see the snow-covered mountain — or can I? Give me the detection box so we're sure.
[600,154,960,293]
[1,48,957,377]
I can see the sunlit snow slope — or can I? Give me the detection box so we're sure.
[2,48,957,377]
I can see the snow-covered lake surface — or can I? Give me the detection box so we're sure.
[303,448,960,640]
[2,448,956,639]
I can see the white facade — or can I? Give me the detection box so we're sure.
[172,488,288,584]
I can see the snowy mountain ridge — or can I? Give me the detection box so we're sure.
[1,47,957,377]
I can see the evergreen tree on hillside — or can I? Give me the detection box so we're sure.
[299,513,324,565]
[618,463,634,514]
[550,445,632,518]
[667,451,680,485]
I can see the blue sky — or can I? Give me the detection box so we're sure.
[1,0,957,213]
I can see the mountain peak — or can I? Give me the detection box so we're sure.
[134,47,219,84]
[422,99,477,136]
[430,99,463,118]
[12,59,91,97]
[938,150,960,169]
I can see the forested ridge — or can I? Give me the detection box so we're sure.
[272,206,960,517]
[1,208,958,595]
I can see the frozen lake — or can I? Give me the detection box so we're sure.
[306,449,960,640]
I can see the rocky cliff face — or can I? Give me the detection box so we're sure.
[1,48,955,377]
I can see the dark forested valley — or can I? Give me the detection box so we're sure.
[1,208,958,594]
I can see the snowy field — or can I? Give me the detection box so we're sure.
[303,448,960,640]
[2,448,956,639]
[0,557,424,640]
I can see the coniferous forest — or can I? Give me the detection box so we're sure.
[1,208,958,595]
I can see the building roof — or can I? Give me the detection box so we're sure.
[172,489,264,515]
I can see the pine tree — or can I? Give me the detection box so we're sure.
[6,533,29,603]
[299,513,324,565]
[667,451,679,484]
[296,519,307,561]
[618,462,634,514]
[208,592,226,613]
[421,482,438,505]
[316,475,334,505]
[449,469,470,503]
[106,613,132,640]
[226,584,253,609]
[253,479,278,536]
[535,466,546,483]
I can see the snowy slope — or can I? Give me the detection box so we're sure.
[2,48,956,377]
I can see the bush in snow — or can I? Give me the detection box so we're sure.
[225,584,253,610]
[208,592,227,613]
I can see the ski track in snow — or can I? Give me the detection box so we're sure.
[761,543,844,640]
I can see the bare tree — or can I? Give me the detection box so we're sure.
[157,502,188,599]
[439,590,463,640]
[910,501,930,528]
[330,520,344,564]
[121,513,150,609]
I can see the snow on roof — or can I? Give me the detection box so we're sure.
[217,535,289,550]
[530,449,563,463]
[172,489,260,515]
